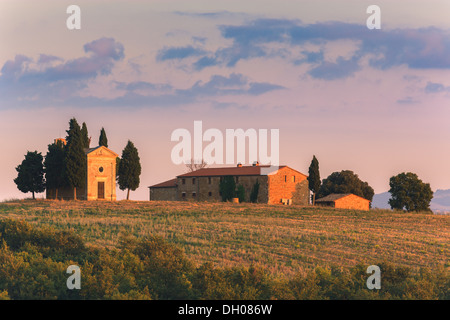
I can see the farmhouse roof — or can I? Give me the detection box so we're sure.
[315,193,370,202]
[148,178,177,188]
[176,165,297,177]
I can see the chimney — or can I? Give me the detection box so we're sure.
[237,163,242,167]
[252,161,259,166]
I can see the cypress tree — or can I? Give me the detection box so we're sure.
[308,155,321,205]
[118,140,141,200]
[81,122,90,148]
[64,118,86,200]
[219,176,236,202]
[236,184,246,203]
[44,140,66,199]
[14,151,45,200]
[99,127,108,148]
[250,180,260,203]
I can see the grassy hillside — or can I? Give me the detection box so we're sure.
[0,200,448,278]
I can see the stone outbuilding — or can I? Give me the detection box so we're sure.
[149,164,309,205]
[315,193,370,211]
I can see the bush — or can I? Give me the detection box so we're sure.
[236,185,246,203]
[0,219,448,300]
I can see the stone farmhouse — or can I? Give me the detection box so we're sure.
[315,193,370,211]
[149,163,310,205]
[46,139,118,201]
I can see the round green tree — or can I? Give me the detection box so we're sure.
[118,140,141,200]
[388,172,433,212]
[14,151,45,199]
[317,170,374,202]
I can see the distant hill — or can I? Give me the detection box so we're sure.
[372,189,450,213]
[372,192,391,209]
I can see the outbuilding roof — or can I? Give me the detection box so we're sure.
[315,193,370,202]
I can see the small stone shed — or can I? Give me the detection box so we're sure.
[315,193,370,211]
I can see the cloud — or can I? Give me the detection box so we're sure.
[84,37,124,61]
[114,81,172,92]
[0,37,125,106]
[37,54,63,64]
[157,46,206,61]
[0,32,285,109]
[69,73,284,108]
[176,73,284,97]
[425,81,450,93]
[397,96,419,104]
[5,37,124,82]
[308,56,360,80]
[193,56,219,70]
[294,50,324,65]
[0,55,31,80]
[247,82,285,95]
[158,19,450,77]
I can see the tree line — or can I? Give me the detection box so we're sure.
[307,155,434,212]
[14,118,141,200]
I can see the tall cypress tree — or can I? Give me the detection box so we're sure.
[14,151,45,200]
[44,140,66,199]
[118,140,141,200]
[308,155,321,205]
[81,122,90,148]
[219,176,236,202]
[99,127,108,148]
[64,118,86,200]
[250,180,260,203]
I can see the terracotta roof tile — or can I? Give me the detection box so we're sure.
[177,165,287,177]
[316,193,370,202]
[148,178,177,188]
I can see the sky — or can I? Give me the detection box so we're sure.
[1,0,450,201]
